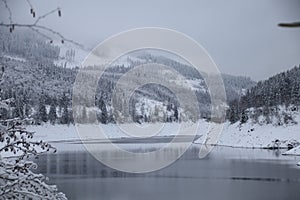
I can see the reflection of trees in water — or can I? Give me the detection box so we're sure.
[273,149,282,157]
[32,146,293,183]
[33,146,202,178]
[34,151,140,178]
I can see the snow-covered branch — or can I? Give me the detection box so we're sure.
[0,66,66,199]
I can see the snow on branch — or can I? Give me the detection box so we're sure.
[0,67,67,198]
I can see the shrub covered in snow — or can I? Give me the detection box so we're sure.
[0,118,67,199]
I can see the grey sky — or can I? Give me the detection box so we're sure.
[1,0,300,81]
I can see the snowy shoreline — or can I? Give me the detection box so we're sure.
[283,146,300,156]
[25,119,300,156]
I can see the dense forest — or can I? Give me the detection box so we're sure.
[227,66,300,125]
[0,28,258,125]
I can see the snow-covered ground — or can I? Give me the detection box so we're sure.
[3,54,26,62]
[54,43,89,68]
[283,145,300,156]
[26,118,300,155]
[215,122,300,149]
[26,121,206,152]
[28,121,208,143]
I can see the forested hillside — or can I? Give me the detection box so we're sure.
[227,66,300,125]
[0,28,255,124]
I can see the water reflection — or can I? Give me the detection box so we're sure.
[33,146,300,200]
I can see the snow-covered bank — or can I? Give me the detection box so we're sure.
[26,118,300,153]
[28,122,207,142]
[214,122,300,149]
[283,145,300,156]
[26,122,207,152]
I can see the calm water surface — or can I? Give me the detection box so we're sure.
[34,145,300,200]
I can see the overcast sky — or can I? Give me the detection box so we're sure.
[1,0,300,81]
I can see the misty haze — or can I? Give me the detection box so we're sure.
[0,1,300,200]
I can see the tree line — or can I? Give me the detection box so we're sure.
[227,65,300,124]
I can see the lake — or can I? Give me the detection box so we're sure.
[33,145,300,200]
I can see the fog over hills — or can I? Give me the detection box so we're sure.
[0,29,256,124]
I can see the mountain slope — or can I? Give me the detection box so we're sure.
[227,65,300,125]
[0,29,255,123]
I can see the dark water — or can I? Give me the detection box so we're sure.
[33,146,300,200]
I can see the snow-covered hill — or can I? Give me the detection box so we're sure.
[53,42,90,69]
[0,29,256,124]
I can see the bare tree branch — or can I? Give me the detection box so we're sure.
[0,22,85,49]
[33,7,60,25]
[25,0,33,11]
[0,0,85,49]
[1,0,13,24]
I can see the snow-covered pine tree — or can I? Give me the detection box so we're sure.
[37,95,48,124]
[48,101,57,125]
[99,97,108,124]
[81,106,87,124]
[174,105,179,122]
[60,93,69,125]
